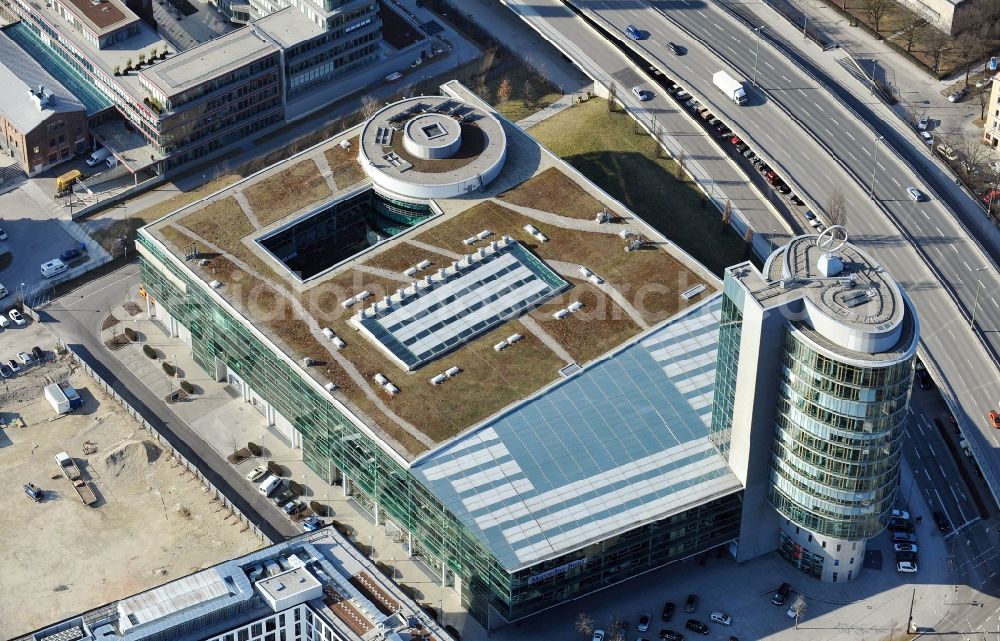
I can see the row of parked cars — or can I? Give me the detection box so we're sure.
[0,345,44,378]
[888,507,950,573]
[246,464,322,531]
[596,593,737,641]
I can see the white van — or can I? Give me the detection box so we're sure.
[259,475,282,496]
[41,259,67,278]
[106,155,119,169]
[85,147,110,167]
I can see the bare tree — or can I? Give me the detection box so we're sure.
[360,94,380,119]
[607,81,618,112]
[496,76,512,115]
[574,613,594,636]
[925,30,951,74]
[953,132,990,181]
[826,187,848,227]
[522,78,534,108]
[957,33,980,86]
[743,227,755,258]
[900,13,925,51]
[651,120,664,158]
[861,0,892,32]
[722,199,733,230]
[979,83,992,121]
[675,151,686,181]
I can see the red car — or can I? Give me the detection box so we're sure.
[765,171,779,185]
[989,410,1000,429]
[982,189,1000,206]
[730,136,742,145]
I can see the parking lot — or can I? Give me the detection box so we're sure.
[0,319,263,637]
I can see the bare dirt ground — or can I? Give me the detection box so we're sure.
[0,356,263,639]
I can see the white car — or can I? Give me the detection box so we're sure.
[637,614,651,632]
[916,114,928,131]
[906,187,925,202]
[245,465,269,483]
[16,351,32,365]
[920,131,933,146]
[0,227,7,240]
[592,630,605,641]
[631,86,652,102]
[710,611,733,626]
[897,560,918,573]
[9,309,25,326]
[0,315,8,328]
[894,543,918,553]
[891,509,911,521]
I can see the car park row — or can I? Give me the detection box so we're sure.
[245,464,322,532]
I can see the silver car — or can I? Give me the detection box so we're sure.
[906,187,925,202]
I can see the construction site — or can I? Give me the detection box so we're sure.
[0,348,264,639]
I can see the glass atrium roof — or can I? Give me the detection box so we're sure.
[412,294,742,571]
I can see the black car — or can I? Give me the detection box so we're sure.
[667,41,685,55]
[772,582,791,605]
[684,594,698,613]
[888,517,914,532]
[659,630,684,641]
[790,195,805,206]
[685,619,709,635]
[662,602,676,621]
[775,184,791,194]
[918,371,933,390]
[60,247,84,262]
[933,510,952,533]
[31,346,43,361]
[896,550,918,563]
[273,488,294,506]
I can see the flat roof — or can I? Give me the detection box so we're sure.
[58,0,135,35]
[118,569,230,630]
[142,82,719,461]
[412,295,741,570]
[255,566,321,601]
[0,29,86,133]
[252,7,325,50]
[140,26,276,97]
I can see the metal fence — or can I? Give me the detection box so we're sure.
[65,346,271,544]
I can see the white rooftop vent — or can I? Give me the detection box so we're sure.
[322,327,335,339]
[588,274,604,285]
[817,252,844,277]
[209,280,222,289]
[533,231,548,242]
[489,240,499,252]
[524,224,539,234]
[404,266,418,277]
[502,234,514,243]
[463,236,477,246]
[356,290,372,301]
[430,374,447,385]
[476,229,492,240]
[507,333,523,344]
[341,298,356,308]
[553,308,570,319]
[494,340,509,352]
[384,383,400,395]
[332,337,346,349]
[579,266,593,277]
[477,247,487,258]
[325,382,338,392]
[374,373,388,385]
[416,259,432,270]
[445,366,460,377]
[339,139,352,149]
[568,301,584,312]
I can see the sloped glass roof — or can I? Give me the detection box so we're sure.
[412,294,741,570]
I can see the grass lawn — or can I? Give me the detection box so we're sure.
[497,167,605,220]
[528,98,746,275]
[324,136,367,190]
[179,197,253,245]
[361,242,455,274]
[482,59,563,124]
[132,174,243,224]
[244,158,332,227]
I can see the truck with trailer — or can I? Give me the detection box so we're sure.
[55,451,97,505]
[45,382,82,414]
[713,70,747,105]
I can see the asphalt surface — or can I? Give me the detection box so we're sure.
[501,0,1000,507]
[39,263,300,543]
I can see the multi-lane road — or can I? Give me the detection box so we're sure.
[502,0,1000,505]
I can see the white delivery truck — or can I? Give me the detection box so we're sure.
[713,70,747,105]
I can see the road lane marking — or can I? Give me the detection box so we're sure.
[922,211,930,220]
[730,35,739,42]
[916,420,926,436]
[764,61,775,70]
[813,102,825,112]
[713,22,724,31]
[935,225,944,235]
[928,442,936,456]
[781,74,790,82]
[934,487,945,508]
[951,486,968,524]
[992,296,999,309]
[891,177,901,187]
[831,118,839,126]
[963,260,972,271]
[845,130,855,141]
[862,147,871,156]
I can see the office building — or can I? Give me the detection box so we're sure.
[15,528,451,641]
[134,83,917,627]
[714,229,919,581]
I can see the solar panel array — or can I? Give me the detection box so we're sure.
[354,240,566,370]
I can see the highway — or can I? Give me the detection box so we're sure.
[501,0,1000,505]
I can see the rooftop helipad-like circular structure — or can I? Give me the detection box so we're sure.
[359,96,507,201]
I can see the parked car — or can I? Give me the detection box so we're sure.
[659,630,683,641]
[24,483,43,501]
[662,602,676,621]
[710,612,732,626]
[790,194,805,206]
[667,41,685,55]
[891,509,911,521]
[984,189,1000,206]
[7,359,20,374]
[0,363,11,378]
[735,143,748,153]
[933,510,952,533]
[632,86,652,101]
[60,247,84,263]
[31,346,43,361]
[9,309,25,326]
[906,187,925,202]
[988,410,1000,429]
[888,517,914,532]
[282,499,305,515]
[685,619,709,635]
[920,131,933,146]
[892,531,918,544]
[772,582,791,605]
[936,144,959,160]
[916,114,928,130]
[16,351,31,365]
[684,594,698,613]
[742,148,756,160]
[302,515,323,531]
[730,136,742,145]
[592,630,606,641]
[0,227,7,240]
[273,488,294,506]
[896,550,918,563]
[775,183,791,194]
[764,170,779,185]
[897,560,918,573]
[976,77,990,88]
[676,90,690,100]
[638,614,651,632]
[245,465,269,483]
[948,87,967,102]
[0,315,7,329]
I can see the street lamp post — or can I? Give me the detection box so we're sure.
[971,266,989,329]
[905,469,918,510]
[752,26,765,87]
[869,136,884,199]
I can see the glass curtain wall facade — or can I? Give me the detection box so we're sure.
[710,287,742,458]
[768,332,913,540]
[137,235,744,626]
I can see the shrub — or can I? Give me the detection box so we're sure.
[142,344,156,359]
[267,461,283,476]
[247,442,262,456]
[180,380,194,394]
[309,500,327,516]
[162,361,175,376]
[124,327,137,341]
[288,480,302,496]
